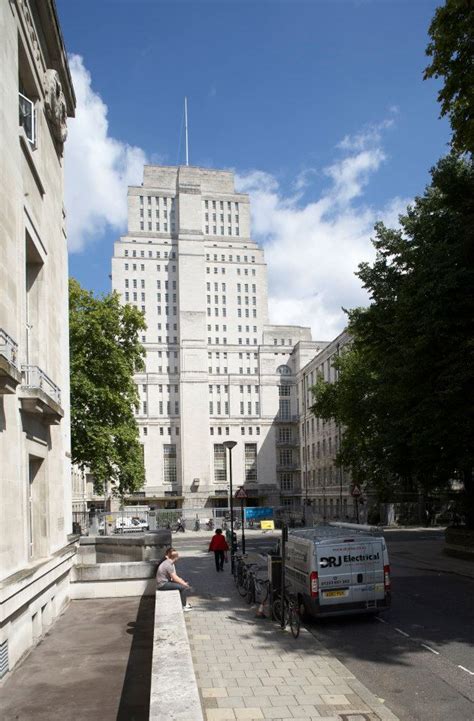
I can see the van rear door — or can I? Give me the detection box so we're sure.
[346,538,385,605]
[316,540,353,608]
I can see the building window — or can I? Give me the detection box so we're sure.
[280,473,293,491]
[19,91,36,145]
[279,448,292,466]
[279,398,290,420]
[279,427,292,443]
[163,445,177,483]
[245,443,257,481]
[214,444,227,482]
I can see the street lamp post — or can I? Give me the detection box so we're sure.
[223,440,237,574]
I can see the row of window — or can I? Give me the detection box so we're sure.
[140,383,179,394]
[210,426,260,436]
[208,367,259,375]
[301,435,340,462]
[124,263,176,272]
[208,352,259,360]
[207,337,258,346]
[140,196,174,206]
[205,213,239,224]
[138,401,180,415]
[302,467,343,486]
[124,249,176,259]
[141,428,179,438]
[204,225,239,236]
[206,253,254,263]
[124,279,178,290]
[140,221,174,232]
[207,308,258,319]
[204,200,239,211]
[208,384,260,394]
[209,401,260,416]
[141,209,173,220]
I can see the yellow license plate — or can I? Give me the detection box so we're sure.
[324,590,347,598]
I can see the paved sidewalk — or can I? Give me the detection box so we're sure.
[178,546,399,721]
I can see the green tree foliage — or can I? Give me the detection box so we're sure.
[424,0,474,155]
[69,278,146,496]
[312,155,474,523]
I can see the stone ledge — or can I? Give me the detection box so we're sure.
[150,590,203,721]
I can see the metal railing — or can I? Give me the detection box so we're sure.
[0,329,18,367]
[21,365,61,405]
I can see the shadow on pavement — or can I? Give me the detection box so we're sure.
[178,543,474,669]
[116,595,154,721]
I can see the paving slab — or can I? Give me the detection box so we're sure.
[177,545,400,721]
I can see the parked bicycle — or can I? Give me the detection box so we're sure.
[233,554,254,597]
[271,586,300,639]
[244,566,270,606]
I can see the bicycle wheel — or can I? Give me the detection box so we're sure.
[272,597,289,625]
[246,577,255,604]
[237,570,249,597]
[289,603,300,639]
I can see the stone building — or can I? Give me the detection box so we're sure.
[111,164,329,511]
[0,0,75,677]
[296,330,358,521]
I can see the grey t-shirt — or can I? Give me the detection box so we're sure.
[156,558,175,587]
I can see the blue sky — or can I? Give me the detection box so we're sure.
[58,0,449,339]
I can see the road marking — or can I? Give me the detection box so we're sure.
[458,665,474,675]
[375,617,388,624]
[395,627,410,638]
[421,643,440,655]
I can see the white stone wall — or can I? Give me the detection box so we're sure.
[0,0,75,677]
[112,165,318,510]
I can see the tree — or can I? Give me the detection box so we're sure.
[69,278,146,496]
[424,0,474,155]
[312,155,474,524]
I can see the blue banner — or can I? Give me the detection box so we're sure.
[244,507,274,521]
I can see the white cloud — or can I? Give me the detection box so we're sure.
[236,122,408,340]
[65,55,147,252]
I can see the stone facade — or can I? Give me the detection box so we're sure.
[296,330,359,521]
[0,0,75,677]
[112,165,331,511]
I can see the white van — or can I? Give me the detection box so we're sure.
[285,523,391,618]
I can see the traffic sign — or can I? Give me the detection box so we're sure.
[351,485,362,498]
[235,487,247,499]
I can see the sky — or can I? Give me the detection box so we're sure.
[58,0,449,340]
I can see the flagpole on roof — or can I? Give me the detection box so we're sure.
[185,96,189,166]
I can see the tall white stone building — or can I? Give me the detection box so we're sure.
[112,165,329,511]
[0,0,75,677]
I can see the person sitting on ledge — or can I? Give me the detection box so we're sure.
[156,547,192,610]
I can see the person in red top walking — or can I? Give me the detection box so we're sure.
[208,528,229,572]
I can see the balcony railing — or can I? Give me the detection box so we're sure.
[21,365,61,406]
[276,463,298,472]
[0,329,18,367]
[276,438,299,447]
[275,414,299,423]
